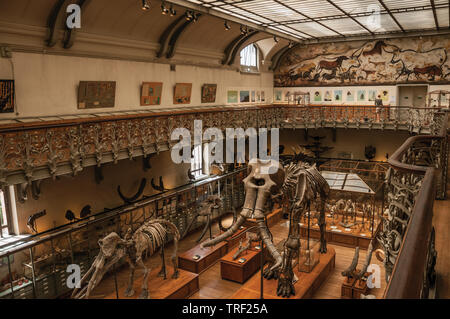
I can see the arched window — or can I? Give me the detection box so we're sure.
[240,44,259,73]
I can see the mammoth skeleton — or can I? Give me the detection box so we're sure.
[72,219,179,299]
[201,158,329,297]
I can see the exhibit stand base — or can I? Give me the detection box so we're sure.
[178,241,228,274]
[104,267,199,299]
[231,247,335,299]
[220,245,264,284]
[341,272,370,299]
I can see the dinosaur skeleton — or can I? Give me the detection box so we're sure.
[72,218,180,299]
[201,158,329,297]
[182,194,222,242]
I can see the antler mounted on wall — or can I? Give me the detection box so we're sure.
[117,178,147,203]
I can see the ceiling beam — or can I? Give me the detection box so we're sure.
[325,0,374,35]
[164,0,300,41]
[273,0,345,38]
[63,0,90,49]
[157,15,186,58]
[430,0,440,30]
[166,15,201,59]
[45,0,67,47]
[222,30,259,66]
[378,0,405,32]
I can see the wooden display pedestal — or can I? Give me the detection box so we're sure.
[220,245,263,284]
[231,247,335,299]
[104,267,198,299]
[223,226,247,249]
[340,272,370,299]
[178,241,227,274]
[244,208,283,230]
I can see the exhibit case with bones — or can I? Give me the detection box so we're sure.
[300,171,382,249]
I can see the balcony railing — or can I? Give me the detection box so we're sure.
[381,110,448,298]
[0,104,444,187]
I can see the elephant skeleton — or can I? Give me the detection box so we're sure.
[201,159,329,297]
[71,218,180,299]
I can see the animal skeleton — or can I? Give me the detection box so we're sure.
[72,218,180,299]
[201,158,329,297]
[26,210,46,234]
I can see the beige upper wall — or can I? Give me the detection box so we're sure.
[0,52,273,118]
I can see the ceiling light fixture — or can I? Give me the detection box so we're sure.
[193,12,200,22]
[240,25,248,35]
[185,10,193,21]
[169,5,176,16]
[161,1,169,15]
[224,20,231,31]
[273,36,279,43]
[141,0,150,11]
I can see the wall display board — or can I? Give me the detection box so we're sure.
[141,82,163,106]
[201,84,217,103]
[227,90,238,103]
[240,91,250,103]
[0,80,14,113]
[174,83,192,104]
[77,81,116,109]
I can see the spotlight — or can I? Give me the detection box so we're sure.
[224,20,231,30]
[273,36,279,43]
[185,10,193,21]
[161,1,169,15]
[240,25,248,35]
[288,40,294,48]
[141,0,150,11]
[193,13,200,22]
[169,5,176,16]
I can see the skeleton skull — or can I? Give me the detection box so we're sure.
[72,232,127,299]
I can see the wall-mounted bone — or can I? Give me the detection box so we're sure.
[94,166,104,184]
[142,155,152,172]
[26,209,46,234]
[187,168,195,182]
[80,205,92,218]
[117,178,147,203]
[65,209,78,222]
[151,176,168,192]
[16,182,29,203]
[31,180,42,200]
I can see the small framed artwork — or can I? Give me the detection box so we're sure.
[346,90,354,102]
[334,90,342,102]
[368,90,377,101]
[274,90,281,102]
[251,91,256,103]
[313,90,322,102]
[173,83,192,104]
[0,80,14,113]
[261,91,265,102]
[379,90,389,102]
[227,90,238,103]
[201,84,217,103]
[324,90,332,101]
[141,82,162,106]
[357,90,366,101]
[240,90,250,103]
[78,81,116,109]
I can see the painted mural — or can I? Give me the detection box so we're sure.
[274,36,450,87]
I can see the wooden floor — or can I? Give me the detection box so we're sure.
[433,188,450,299]
[90,215,386,299]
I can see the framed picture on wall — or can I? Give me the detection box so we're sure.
[173,83,192,104]
[227,90,238,103]
[313,90,322,102]
[274,90,281,102]
[357,90,366,102]
[77,81,116,109]
[324,90,332,101]
[240,90,250,103]
[251,91,256,103]
[379,90,389,102]
[346,90,354,102]
[0,80,14,113]
[334,90,342,102]
[368,90,377,102]
[261,91,265,102]
[201,84,217,103]
[141,82,162,106]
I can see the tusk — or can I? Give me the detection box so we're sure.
[201,215,246,248]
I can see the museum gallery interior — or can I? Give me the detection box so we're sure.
[0,0,448,300]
